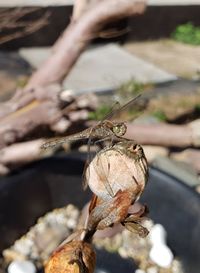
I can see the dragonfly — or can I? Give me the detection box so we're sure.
[41,94,141,150]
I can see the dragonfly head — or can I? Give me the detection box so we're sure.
[112,122,127,137]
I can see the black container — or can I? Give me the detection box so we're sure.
[0,154,200,273]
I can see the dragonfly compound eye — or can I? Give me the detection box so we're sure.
[112,123,127,137]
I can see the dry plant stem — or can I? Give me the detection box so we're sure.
[0,91,69,151]
[0,7,41,28]
[0,14,49,45]
[0,8,49,45]
[0,88,98,150]
[72,0,91,21]
[0,92,62,149]
[0,139,45,165]
[126,123,199,148]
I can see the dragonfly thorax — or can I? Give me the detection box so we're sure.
[112,122,127,137]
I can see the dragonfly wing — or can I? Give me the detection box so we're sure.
[105,93,142,121]
[102,101,121,121]
[96,151,115,198]
[82,128,98,190]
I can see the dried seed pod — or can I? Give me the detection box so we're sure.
[84,141,149,237]
[86,140,148,201]
[45,240,96,273]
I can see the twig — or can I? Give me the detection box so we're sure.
[0,8,50,45]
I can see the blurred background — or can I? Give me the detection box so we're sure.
[0,1,200,273]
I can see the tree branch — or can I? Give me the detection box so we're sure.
[27,0,146,89]
[125,121,200,148]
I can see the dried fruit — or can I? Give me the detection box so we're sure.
[86,140,148,201]
[45,240,96,273]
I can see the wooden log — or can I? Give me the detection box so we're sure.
[125,121,200,148]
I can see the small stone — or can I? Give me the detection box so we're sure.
[149,224,173,268]
[2,249,25,263]
[147,267,158,273]
[118,247,129,258]
[8,260,36,273]
[135,269,146,273]
[149,224,167,246]
[149,244,173,268]
[50,118,71,133]
[68,110,89,121]
[66,218,77,229]
[172,259,184,273]
[59,89,75,102]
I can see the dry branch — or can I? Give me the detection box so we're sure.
[72,0,90,21]
[0,8,49,45]
[125,121,200,148]
[0,139,44,166]
[0,88,98,149]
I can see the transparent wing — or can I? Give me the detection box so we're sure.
[95,149,115,198]
[82,136,94,190]
[104,94,141,121]
[102,101,121,121]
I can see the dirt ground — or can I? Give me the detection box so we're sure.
[124,39,200,79]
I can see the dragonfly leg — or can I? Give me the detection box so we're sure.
[94,135,125,148]
[94,136,113,147]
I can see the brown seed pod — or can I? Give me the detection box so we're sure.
[86,140,148,201]
[45,240,96,273]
